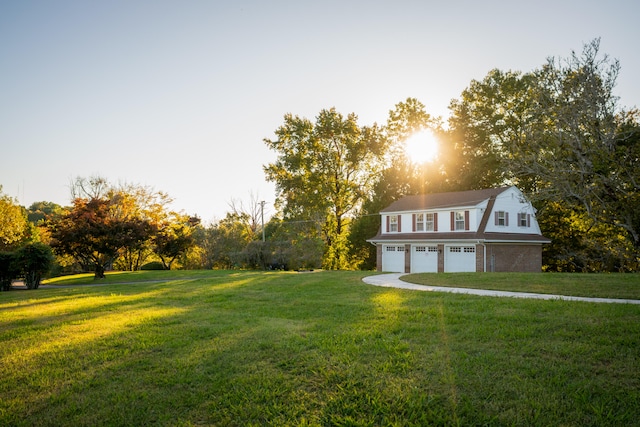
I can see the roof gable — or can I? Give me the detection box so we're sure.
[380,187,511,213]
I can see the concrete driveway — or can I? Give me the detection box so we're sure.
[362,273,640,305]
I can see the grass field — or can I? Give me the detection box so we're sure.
[1,271,639,426]
[402,272,640,300]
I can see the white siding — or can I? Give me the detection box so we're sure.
[484,187,541,234]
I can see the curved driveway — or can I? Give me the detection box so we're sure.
[362,273,640,305]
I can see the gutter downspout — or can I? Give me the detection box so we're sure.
[483,241,487,272]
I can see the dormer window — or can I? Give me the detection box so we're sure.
[450,210,469,231]
[518,212,531,227]
[413,212,437,232]
[495,211,508,226]
[454,211,465,230]
[425,213,435,231]
[390,215,398,232]
[387,215,401,232]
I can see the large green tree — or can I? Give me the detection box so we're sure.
[153,213,199,270]
[348,99,439,269]
[264,108,387,269]
[445,68,538,191]
[200,212,256,269]
[27,201,64,225]
[508,40,640,255]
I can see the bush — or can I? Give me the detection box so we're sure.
[15,243,54,289]
[0,252,19,291]
[141,261,165,270]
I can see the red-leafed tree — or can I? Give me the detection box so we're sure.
[50,197,152,279]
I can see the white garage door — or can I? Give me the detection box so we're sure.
[444,246,476,272]
[382,245,405,273]
[411,246,438,273]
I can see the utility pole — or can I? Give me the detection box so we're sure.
[260,201,266,242]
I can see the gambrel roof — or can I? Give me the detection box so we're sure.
[380,187,511,213]
[370,186,550,245]
[368,231,551,244]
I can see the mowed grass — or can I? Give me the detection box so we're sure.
[1,271,639,426]
[403,272,640,300]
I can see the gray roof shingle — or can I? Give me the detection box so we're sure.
[380,187,511,212]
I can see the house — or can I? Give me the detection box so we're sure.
[367,186,550,273]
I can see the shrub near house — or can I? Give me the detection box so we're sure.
[368,186,550,273]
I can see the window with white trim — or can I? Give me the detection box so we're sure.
[449,247,461,253]
[389,215,398,232]
[415,246,426,252]
[385,246,396,252]
[464,247,475,253]
[518,212,530,227]
[397,246,405,252]
[454,211,465,230]
[428,246,438,252]
[425,213,434,231]
[415,213,424,231]
[496,211,507,226]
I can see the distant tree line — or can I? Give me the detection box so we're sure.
[1,39,638,286]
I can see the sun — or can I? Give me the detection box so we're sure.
[404,129,439,163]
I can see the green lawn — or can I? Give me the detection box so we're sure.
[1,271,639,426]
[402,272,640,300]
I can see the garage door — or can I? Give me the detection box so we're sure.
[382,245,405,273]
[444,246,476,272]
[411,245,438,273]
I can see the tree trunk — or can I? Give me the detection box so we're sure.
[94,264,106,279]
[159,255,169,270]
[24,271,40,289]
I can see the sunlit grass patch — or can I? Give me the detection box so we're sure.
[43,271,127,284]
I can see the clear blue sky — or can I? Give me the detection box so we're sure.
[1,0,638,222]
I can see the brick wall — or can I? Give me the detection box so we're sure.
[404,244,411,273]
[376,245,383,272]
[475,244,484,272]
[437,244,445,272]
[486,244,542,272]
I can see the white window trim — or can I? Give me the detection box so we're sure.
[425,213,434,232]
[416,213,425,232]
[455,211,465,231]
[389,215,398,232]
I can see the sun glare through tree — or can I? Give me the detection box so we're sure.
[404,129,439,163]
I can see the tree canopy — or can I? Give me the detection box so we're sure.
[0,186,29,251]
[50,197,152,279]
[264,108,388,269]
[441,38,640,270]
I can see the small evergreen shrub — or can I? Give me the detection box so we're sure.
[15,243,54,289]
[0,252,19,291]
[141,261,165,270]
